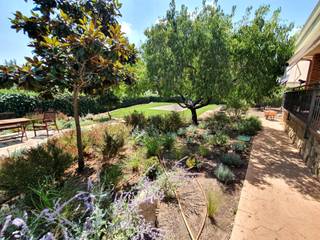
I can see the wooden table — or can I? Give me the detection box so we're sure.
[0,118,30,142]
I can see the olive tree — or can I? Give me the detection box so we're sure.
[143,0,232,125]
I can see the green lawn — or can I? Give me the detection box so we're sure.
[110,102,217,120]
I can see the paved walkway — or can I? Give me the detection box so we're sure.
[0,130,63,158]
[230,109,320,240]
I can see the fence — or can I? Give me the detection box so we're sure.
[283,83,320,134]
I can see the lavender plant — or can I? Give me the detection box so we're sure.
[0,178,164,240]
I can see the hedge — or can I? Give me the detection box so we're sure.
[0,92,180,117]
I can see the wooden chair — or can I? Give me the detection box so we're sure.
[32,111,60,137]
[264,110,277,120]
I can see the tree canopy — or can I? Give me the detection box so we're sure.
[230,6,295,104]
[0,0,137,171]
[142,0,233,124]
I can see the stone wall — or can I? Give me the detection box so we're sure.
[283,109,320,177]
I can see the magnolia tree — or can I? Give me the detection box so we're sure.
[142,0,232,125]
[0,0,137,172]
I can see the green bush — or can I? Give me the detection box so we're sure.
[232,142,247,153]
[0,93,38,117]
[147,112,184,134]
[102,130,125,160]
[163,112,185,133]
[29,177,61,210]
[100,164,123,186]
[143,135,163,157]
[205,112,231,134]
[214,164,235,184]
[225,93,250,117]
[221,153,243,167]
[199,145,210,157]
[148,115,164,132]
[157,172,179,200]
[237,116,262,136]
[0,142,73,196]
[207,132,229,146]
[124,151,144,172]
[161,133,176,150]
[124,111,147,130]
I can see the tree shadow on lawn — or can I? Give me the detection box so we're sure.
[245,125,320,201]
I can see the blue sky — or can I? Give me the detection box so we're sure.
[0,0,318,64]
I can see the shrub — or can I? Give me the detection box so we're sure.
[124,110,147,130]
[205,112,231,134]
[177,127,187,136]
[144,156,162,180]
[163,112,184,133]
[171,145,189,160]
[102,131,125,160]
[160,133,176,150]
[147,115,164,132]
[29,177,61,210]
[207,191,221,219]
[225,93,250,117]
[131,129,147,146]
[214,164,235,184]
[124,151,144,172]
[237,116,262,136]
[221,153,243,167]
[199,145,210,157]
[0,181,163,240]
[143,135,162,157]
[207,132,229,146]
[232,142,247,153]
[147,112,184,134]
[156,171,184,200]
[186,156,202,169]
[0,142,73,196]
[100,164,123,186]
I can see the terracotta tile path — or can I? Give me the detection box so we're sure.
[230,110,320,240]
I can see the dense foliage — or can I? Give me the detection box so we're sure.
[0,142,72,200]
[231,6,295,104]
[0,91,118,117]
[143,0,232,125]
[0,0,137,172]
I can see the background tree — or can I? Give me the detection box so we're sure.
[142,0,233,125]
[1,0,137,172]
[231,6,295,104]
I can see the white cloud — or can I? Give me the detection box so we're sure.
[121,21,133,37]
[120,21,146,46]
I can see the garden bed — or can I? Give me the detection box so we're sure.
[0,110,260,239]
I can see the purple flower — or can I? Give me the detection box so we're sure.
[0,215,12,237]
[40,232,55,240]
[12,218,26,228]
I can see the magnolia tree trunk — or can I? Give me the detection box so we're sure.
[73,87,84,172]
[189,108,198,125]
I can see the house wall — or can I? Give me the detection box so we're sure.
[308,54,320,84]
[283,109,320,177]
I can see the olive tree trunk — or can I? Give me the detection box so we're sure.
[189,107,198,125]
[73,86,84,172]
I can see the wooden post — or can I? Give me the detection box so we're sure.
[304,90,318,139]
